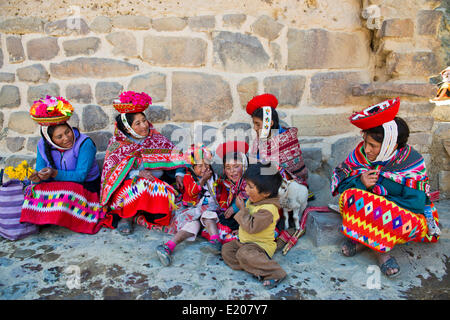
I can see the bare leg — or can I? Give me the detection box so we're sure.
[170,230,195,245]
[203,218,219,236]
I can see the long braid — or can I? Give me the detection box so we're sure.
[40,127,57,169]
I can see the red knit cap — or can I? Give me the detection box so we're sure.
[350,97,400,130]
[215,141,249,159]
[246,93,278,116]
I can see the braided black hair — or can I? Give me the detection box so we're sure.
[251,107,280,130]
[115,112,145,136]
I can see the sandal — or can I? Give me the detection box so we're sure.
[263,276,286,289]
[118,218,133,235]
[380,256,401,278]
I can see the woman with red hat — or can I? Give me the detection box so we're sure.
[331,98,440,278]
[100,91,186,235]
[246,93,311,199]
[20,96,105,234]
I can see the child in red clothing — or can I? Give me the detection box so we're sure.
[156,145,221,266]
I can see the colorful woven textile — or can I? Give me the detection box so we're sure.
[100,122,185,206]
[103,177,177,228]
[331,142,430,197]
[249,127,308,186]
[0,180,38,240]
[20,181,106,234]
[339,188,439,253]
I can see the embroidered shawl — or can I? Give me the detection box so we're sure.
[249,127,308,185]
[216,176,248,210]
[331,141,430,197]
[100,122,186,205]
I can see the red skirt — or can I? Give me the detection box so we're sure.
[339,188,439,253]
[21,181,106,234]
[103,177,177,229]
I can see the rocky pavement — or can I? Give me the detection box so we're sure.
[0,200,449,300]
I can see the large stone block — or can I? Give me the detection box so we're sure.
[6,36,25,63]
[237,77,258,110]
[142,35,207,67]
[151,17,187,31]
[417,10,443,36]
[106,32,137,57]
[251,15,283,41]
[402,116,434,132]
[82,105,109,132]
[222,14,246,28]
[44,18,90,36]
[213,31,270,73]
[310,71,367,106]
[8,111,37,134]
[26,136,40,153]
[292,114,357,137]
[85,131,113,152]
[0,17,45,34]
[144,106,170,123]
[352,82,435,98]
[305,211,344,247]
[263,75,306,107]
[95,82,123,106]
[0,85,21,109]
[6,137,25,153]
[62,37,101,57]
[50,58,138,79]
[89,16,112,33]
[27,83,60,105]
[0,73,15,83]
[127,73,166,103]
[171,72,233,122]
[287,28,369,70]
[439,171,450,195]
[112,16,151,30]
[302,147,322,172]
[380,19,414,38]
[17,64,50,83]
[66,84,92,104]
[432,106,450,121]
[188,15,215,31]
[386,51,441,77]
[328,136,362,171]
[27,37,59,60]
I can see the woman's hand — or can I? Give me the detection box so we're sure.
[38,167,57,181]
[139,170,155,181]
[176,175,184,192]
[360,170,379,189]
[29,171,41,183]
[235,196,245,211]
[224,207,235,219]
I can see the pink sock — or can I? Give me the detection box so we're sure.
[209,234,219,242]
[165,240,176,252]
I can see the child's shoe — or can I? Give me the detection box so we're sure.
[156,244,173,266]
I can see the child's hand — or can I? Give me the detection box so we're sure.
[224,207,235,219]
[235,196,245,211]
[139,170,155,181]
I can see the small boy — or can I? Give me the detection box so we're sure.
[221,162,287,289]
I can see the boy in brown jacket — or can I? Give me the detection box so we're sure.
[221,162,287,288]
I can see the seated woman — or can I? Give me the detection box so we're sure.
[21,96,105,234]
[100,91,186,235]
[202,140,249,244]
[331,98,440,278]
[246,94,312,199]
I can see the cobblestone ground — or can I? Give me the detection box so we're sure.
[0,200,448,300]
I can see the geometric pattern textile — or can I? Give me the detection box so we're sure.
[339,188,439,253]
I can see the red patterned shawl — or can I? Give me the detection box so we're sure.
[100,122,186,206]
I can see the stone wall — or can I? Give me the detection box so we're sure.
[0,0,449,201]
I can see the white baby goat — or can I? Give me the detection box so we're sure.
[278,179,308,230]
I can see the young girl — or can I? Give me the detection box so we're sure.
[156,144,221,267]
[221,162,287,289]
[202,141,249,244]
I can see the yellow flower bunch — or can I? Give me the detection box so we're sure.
[4,161,35,181]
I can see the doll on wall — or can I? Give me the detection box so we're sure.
[430,66,450,106]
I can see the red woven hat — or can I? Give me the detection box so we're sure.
[216,141,249,159]
[246,93,278,116]
[350,97,400,130]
